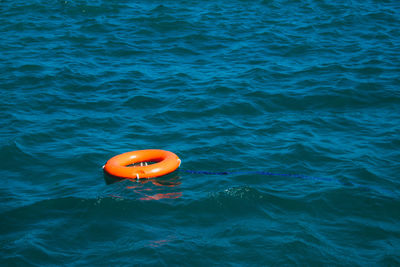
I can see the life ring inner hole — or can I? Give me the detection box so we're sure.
[126,161,158,167]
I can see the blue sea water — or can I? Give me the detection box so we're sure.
[1,0,400,265]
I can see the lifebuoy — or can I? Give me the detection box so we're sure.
[103,149,181,179]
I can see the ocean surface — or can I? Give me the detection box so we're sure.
[1,0,399,265]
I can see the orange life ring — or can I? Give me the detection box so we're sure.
[103,149,181,179]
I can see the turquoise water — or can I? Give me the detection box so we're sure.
[1,0,400,265]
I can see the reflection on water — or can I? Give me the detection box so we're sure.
[139,192,182,201]
[103,171,182,201]
[147,234,177,248]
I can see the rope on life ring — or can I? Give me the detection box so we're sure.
[103,149,181,179]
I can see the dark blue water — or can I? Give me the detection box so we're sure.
[1,0,400,265]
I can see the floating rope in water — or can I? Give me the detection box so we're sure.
[182,169,332,182]
[181,169,397,198]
